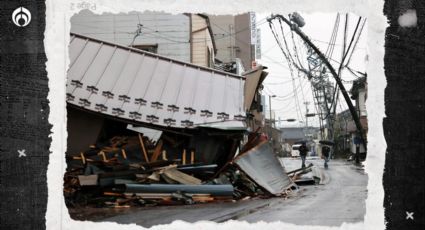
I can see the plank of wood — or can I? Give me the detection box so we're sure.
[98,151,107,162]
[192,196,214,202]
[162,167,202,185]
[121,149,127,159]
[78,175,98,186]
[72,156,94,162]
[190,150,195,164]
[162,150,168,161]
[138,133,149,163]
[182,149,186,165]
[80,152,86,164]
[150,140,163,162]
[147,171,160,182]
[103,192,124,197]
[161,173,178,184]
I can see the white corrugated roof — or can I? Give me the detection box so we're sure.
[66,33,249,129]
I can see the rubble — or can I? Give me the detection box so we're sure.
[64,130,295,209]
[286,163,324,185]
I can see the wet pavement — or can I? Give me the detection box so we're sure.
[75,158,367,228]
[239,158,368,226]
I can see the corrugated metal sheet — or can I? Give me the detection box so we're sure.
[234,141,294,195]
[67,33,247,129]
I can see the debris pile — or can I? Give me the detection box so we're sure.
[64,132,295,209]
[287,163,323,185]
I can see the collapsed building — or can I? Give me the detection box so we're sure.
[65,33,294,209]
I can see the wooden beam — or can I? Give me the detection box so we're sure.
[190,150,195,164]
[78,175,98,186]
[182,149,186,165]
[150,140,163,162]
[121,149,127,159]
[138,133,149,163]
[98,151,107,162]
[162,150,168,160]
[162,167,202,185]
[80,152,86,164]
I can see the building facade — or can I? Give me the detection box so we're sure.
[71,11,216,68]
[334,76,368,158]
[209,12,257,71]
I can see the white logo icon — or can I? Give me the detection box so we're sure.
[406,211,414,220]
[12,7,31,27]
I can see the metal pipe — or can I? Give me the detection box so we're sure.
[125,184,234,196]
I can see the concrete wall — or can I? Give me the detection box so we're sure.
[209,13,253,70]
[71,10,191,63]
[209,15,235,63]
[235,13,254,70]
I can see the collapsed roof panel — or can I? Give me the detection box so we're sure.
[234,141,294,195]
[67,33,248,130]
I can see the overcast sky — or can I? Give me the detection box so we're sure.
[256,12,367,128]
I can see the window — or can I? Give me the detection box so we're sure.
[131,44,158,53]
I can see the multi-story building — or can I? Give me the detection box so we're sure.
[209,12,257,71]
[71,11,216,68]
[334,76,368,159]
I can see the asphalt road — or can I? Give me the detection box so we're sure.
[238,158,368,226]
[95,158,367,227]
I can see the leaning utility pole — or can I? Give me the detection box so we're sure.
[267,14,367,150]
[304,101,310,139]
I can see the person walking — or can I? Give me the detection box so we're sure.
[299,142,309,168]
[322,145,331,169]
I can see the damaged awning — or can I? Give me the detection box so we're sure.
[67,33,252,130]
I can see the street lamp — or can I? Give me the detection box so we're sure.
[278,118,296,127]
[269,95,276,128]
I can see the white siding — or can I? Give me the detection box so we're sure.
[71,11,191,63]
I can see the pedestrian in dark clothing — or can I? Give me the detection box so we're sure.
[299,142,309,168]
[322,145,331,169]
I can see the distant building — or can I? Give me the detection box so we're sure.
[280,127,306,146]
[280,126,320,157]
[334,76,368,158]
[334,109,352,156]
[349,76,368,157]
[189,14,216,68]
[209,12,257,71]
